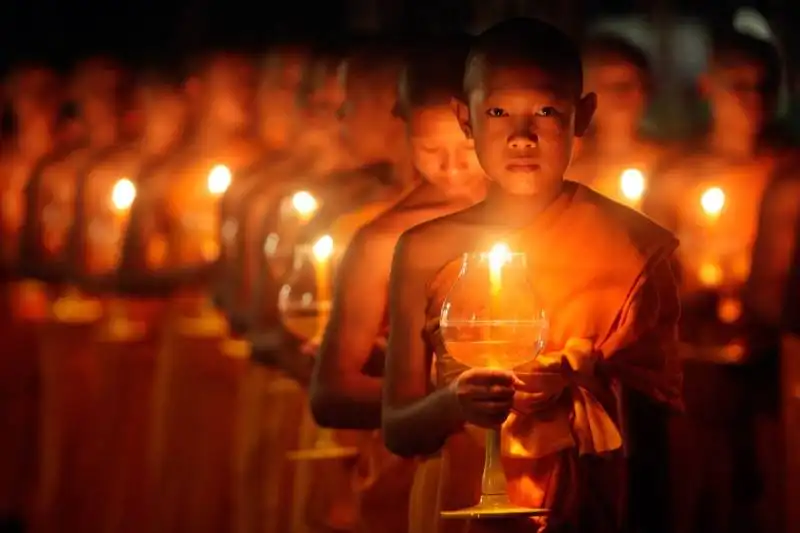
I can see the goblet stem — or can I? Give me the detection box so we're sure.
[481,426,508,497]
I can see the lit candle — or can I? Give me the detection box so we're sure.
[488,242,511,298]
[700,186,725,221]
[291,190,318,222]
[202,164,232,261]
[619,168,646,208]
[207,164,232,196]
[311,234,334,337]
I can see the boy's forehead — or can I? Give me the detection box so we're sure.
[474,63,575,99]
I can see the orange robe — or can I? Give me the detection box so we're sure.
[421,182,681,532]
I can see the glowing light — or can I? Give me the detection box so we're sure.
[620,169,646,201]
[700,187,725,217]
[111,178,136,211]
[488,242,512,271]
[207,164,232,195]
[291,191,318,220]
[698,262,722,287]
[312,235,334,262]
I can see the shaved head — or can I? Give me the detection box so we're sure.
[464,18,583,99]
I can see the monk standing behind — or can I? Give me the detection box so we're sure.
[382,19,682,533]
[0,63,62,533]
[310,36,487,533]
[643,31,787,533]
[745,165,800,533]
[567,35,672,210]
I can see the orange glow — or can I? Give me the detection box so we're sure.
[619,169,646,202]
[698,262,723,287]
[207,164,232,195]
[700,187,725,218]
[291,191,318,221]
[111,178,136,211]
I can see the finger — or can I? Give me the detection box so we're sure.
[465,387,515,401]
[463,368,516,385]
[474,399,514,411]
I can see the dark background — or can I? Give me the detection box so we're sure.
[0,0,796,69]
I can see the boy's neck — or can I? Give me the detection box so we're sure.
[484,180,564,226]
[708,125,759,159]
[591,124,639,154]
[17,120,56,159]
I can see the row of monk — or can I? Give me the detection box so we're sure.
[0,16,797,533]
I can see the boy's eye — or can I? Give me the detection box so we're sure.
[486,108,508,118]
[536,107,558,117]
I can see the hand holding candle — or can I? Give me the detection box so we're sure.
[439,242,549,518]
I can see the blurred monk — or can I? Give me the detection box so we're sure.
[310,36,487,533]
[567,34,672,212]
[150,50,262,533]
[643,31,787,533]
[383,19,681,533]
[215,42,313,319]
[240,40,410,533]
[17,57,128,533]
[0,62,62,533]
[69,68,191,533]
[746,166,800,533]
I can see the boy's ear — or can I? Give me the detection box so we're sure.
[451,96,473,139]
[575,92,597,138]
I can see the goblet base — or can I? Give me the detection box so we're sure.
[286,445,359,461]
[441,494,549,520]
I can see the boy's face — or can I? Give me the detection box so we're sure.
[457,63,594,196]
[584,59,646,131]
[702,60,772,136]
[407,104,485,198]
[13,68,61,125]
[339,68,404,162]
[205,57,255,130]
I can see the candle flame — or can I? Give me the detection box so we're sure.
[312,234,334,262]
[488,242,511,295]
[620,169,646,201]
[291,190,318,220]
[701,187,725,217]
[111,178,136,211]
[698,262,722,287]
[207,164,232,195]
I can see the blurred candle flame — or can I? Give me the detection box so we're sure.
[312,234,334,262]
[207,164,232,195]
[701,186,725,218]
[620,168,646,202]
[111,178,136,211]
[291,190,319,221]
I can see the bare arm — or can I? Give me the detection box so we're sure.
[746,177,800,327]
[310,229,392,429]
[381,234,465,458]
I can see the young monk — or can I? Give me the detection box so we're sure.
[238,41,411,533]
[148,50,264,533]
[567,35,672,210]
[61,67,191,533]
[0,62,62,532]
[382,19,682,533]
[642,31,786,533]
[309,36,487,533]
[15,57,129,533]
[215,42,314,319]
